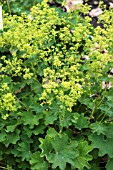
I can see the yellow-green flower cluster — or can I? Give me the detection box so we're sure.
[1,55,23,76]
[0,92,17,111]
[23,68,33,79]
[1,83,9,91]
[40,49,84,111]
[1,113,9,120]
[1,0,113,114]
[0,81,17,119]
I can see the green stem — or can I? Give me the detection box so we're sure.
[91,95,105,117]
[59,127,63,134]
[97,112,104,121]
[100,113,107,122]
[16,97,29,111]
[0,166,13,170]
[6,0,11,15]
[100,104,113,122]
[77,103,81,112]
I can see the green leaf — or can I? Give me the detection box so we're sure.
[34,124,45,135]
[17,142,31,161]
[11,144,21,157]
[30,152,48,170]
[50,136,79,170]
[90,163,100,170]
[79,95,95,110]
[6,155,16,167]
[44,109,58,125]
[18,160,30,170]
[23,123,45,137]
[44,102,59,125]
[2,76,12,84]
[0,151,2,160]
[90,122,107,135]
[29,103,44,113]
[6,165,12,170]
[72,141,93,170]
[55,0,63,4]
[6,122,22,132]
[106,158,113,170]
[99,101,113,118]
[72,113,89,130]
[39,138,53,157]
[23,125,33,137]
[59,111,73,128]
[3,129,20,147]
[46,128,58,138]
[22,111,43,129]
[40,128,79,170]
[89,134,113,158]
[106,123,113,139]
[0,130,7,142]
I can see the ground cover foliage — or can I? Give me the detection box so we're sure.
[0,0,113,170]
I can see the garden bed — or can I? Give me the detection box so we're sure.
[0,1,113,170]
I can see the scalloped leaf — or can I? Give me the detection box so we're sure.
[39,128,79,170]
[3,129,20,147]
[89,134,113,158]
[90,122,107,135]
[21,111,43,129]
[30,152,48,170]
[106,158,113,170]
[17,142,31,161]
[72,141,93,170]
[72,113,89,130]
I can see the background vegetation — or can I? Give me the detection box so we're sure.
[0,0,113,170]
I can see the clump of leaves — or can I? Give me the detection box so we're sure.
[0,0,113,169]
[1,0,41,14]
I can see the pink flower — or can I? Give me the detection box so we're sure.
[102,81,112,89]
[65,0,83,12]
[81,55,89,60]
[76,83,82,88]
[83,55,89,60]
[110,68,113,74]
[70,30,74,34]
[109,2,113,8]
[102,81,106,89]
[95,43,99,49]
[89,8,103,17]
[66,0,83,5]
[107,82,112,89]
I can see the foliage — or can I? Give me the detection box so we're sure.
[1,0,41,14]
[1,0,64,15]
[0,0,113,169]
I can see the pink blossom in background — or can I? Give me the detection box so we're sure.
[66,0,83,5]
[83,55,89,60]
[89,8,103,17]
[76,83,82,88]
[102,81,106,89]
[109,2,113,8]
[107,82,112,89]
[95,43,99,49]
[65,0,83,12]
[70,30,74,34]
[102,81,112,89]
[110,68,113,74]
